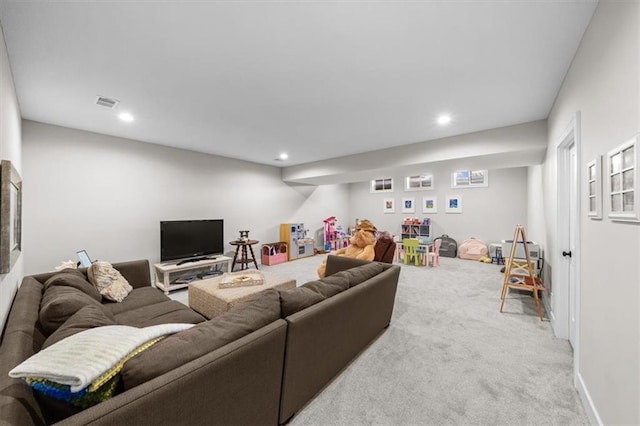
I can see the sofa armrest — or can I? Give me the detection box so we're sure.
[279,265,400,423]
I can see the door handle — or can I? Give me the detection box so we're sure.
[562,250,572,258]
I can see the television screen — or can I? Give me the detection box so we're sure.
[160,219,224,262]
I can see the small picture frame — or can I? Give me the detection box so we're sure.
[401,197,415,213]
[587,156,602,219]
[445,195,462,214]
[383,198,395,214]
[422,197,437,213]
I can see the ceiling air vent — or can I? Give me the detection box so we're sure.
[95,96,119,109]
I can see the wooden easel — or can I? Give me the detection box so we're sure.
[499,225,545,320]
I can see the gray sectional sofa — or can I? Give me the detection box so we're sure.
[0,255,400,425]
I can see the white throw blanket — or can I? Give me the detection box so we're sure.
[9,323,193,392]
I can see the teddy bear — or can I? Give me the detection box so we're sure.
[317,219,377,278]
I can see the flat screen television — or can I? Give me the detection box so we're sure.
[160,219,224,262]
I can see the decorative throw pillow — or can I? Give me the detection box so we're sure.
[88,261,133,302]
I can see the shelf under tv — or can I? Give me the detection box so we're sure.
[154,256,233,294]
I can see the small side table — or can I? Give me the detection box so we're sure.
[230,240,260,271]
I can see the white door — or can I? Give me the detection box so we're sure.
[568,144,577,348]
[555,112,581,353]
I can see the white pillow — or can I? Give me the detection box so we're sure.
[88,261,133,302]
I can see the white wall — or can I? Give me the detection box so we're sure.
[0,22,23,332]
[283,120,547,185]
[349,165,529,246]
[540,1,640,424]
[22,120,348,275]
[526,165,550,301]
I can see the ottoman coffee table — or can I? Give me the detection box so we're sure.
[188,270,296,319]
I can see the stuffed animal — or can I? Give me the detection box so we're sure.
[317,219,377,278]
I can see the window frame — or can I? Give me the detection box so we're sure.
[607,135,639,222]
[370,178,394,193]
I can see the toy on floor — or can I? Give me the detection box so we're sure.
[479,256,492,263]
[323,216,349,251]
[317,219,377,278]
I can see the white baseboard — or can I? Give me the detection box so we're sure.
[576,371,602,425]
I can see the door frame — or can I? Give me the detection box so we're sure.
[555,111,581,381]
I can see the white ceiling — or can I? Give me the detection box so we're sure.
[0,1,596,167]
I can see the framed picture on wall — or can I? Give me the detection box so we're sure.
[587,156,602,219]
[422,197,437,213]
[445,195,462,213]
[607,135,639,222]
[0,160,22,274]
[401,197,415,213]
[383,198,395,214]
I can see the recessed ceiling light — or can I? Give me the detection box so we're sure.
[279,152,289,160]
[118,112,134,123]
[437,114,452,125]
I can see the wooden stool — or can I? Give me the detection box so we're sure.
[230,239,259,271]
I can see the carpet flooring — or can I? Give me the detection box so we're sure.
[171,254,588,425]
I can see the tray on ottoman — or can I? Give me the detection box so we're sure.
[188,270,296,319]
[219,271,264,288]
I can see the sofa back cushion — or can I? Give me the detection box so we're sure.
[279,262,386,318]
[42,305,116,349]
[279,287,326,317]
[333,262,385,288]
[44,269,102,301]
[121,288,282,389]
[303,274,349,298]
[39,279,104,335]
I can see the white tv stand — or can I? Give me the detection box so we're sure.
[154,256,233,294]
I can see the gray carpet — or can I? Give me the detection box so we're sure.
[171,255,588,425]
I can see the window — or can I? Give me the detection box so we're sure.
[451,170,488,188]
[371,178,394,193]
[587,156,602,219]
[607,135,639,222]
[405,174,433,191]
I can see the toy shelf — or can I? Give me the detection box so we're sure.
[400,223,431,244]
[261,242,288,266]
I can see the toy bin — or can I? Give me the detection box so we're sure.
[261,242,288,266]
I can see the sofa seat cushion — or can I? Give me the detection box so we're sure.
[279,287,326,317]
[121,289,281,389]
[43,305,116,349]
[102,287,169,315]
[114,300,206,328]
[40,285,104,335]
